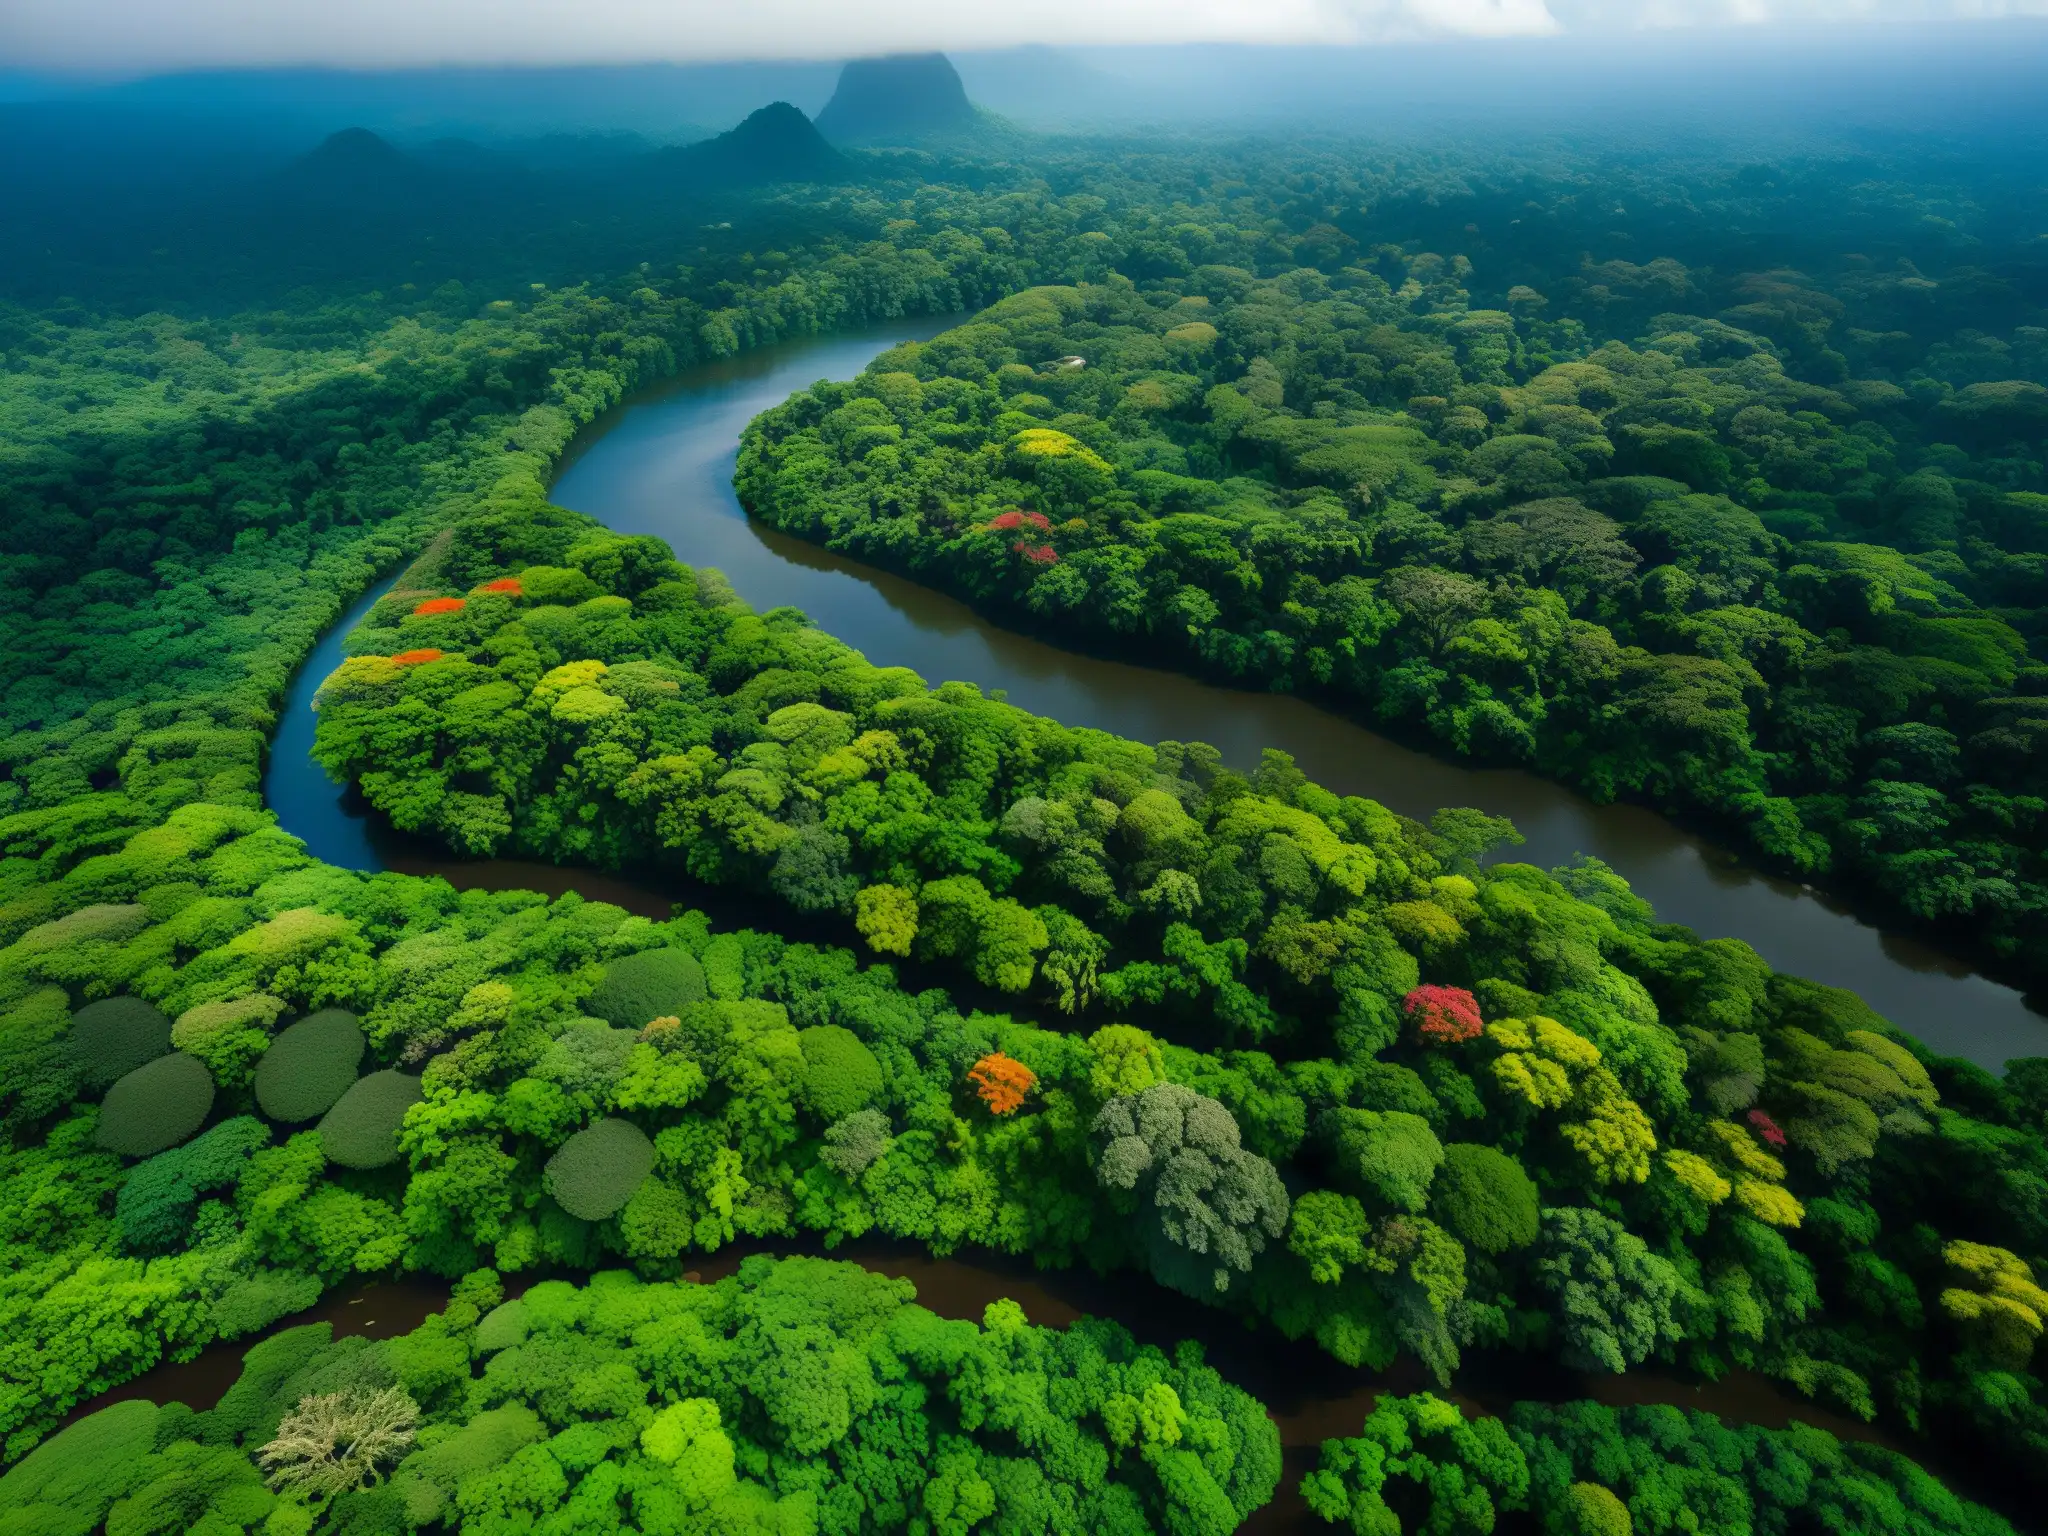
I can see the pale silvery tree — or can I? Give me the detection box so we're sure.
[259,1386,420,1497]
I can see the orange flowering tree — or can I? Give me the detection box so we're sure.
[968,1053,1036,1116]
[475,577,523,596]
[413,596,466,617]
[390,649,444,666]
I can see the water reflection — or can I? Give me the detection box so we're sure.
[543,322,2048,1068]
[255,317,2048,1068]
[262,572,402,872]
[241,319,2039,1528]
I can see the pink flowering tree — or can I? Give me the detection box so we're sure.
[1404,985,1483,1046]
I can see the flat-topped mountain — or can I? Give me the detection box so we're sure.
[814,53,976,143]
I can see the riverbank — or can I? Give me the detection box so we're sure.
[265,320,2048,1065]
[555,323,2048,1068]
[237,317,2042,1527]
[266,318,2048,1068]
[56,1238,1919,1535]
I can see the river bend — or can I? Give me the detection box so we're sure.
[267,317,2048,1068]
[214,312,2048,1523]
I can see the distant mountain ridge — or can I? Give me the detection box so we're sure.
[656,101,846,187]
[815,54,977,144]
[282,106,844,204]
[284,126,420,189]
[269,127,465,212]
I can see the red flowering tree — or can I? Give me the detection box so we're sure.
[476,577,523,596]
[413,596,466,617]
[1404,985,1483,1046]
[1747,1108,1787,1148]
[986,508,1052,534]
[1016,543,1059,566]
[390,649,444,666]
[968,1053,1037,1115]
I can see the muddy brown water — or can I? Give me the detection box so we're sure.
[57,1240,1913,1535]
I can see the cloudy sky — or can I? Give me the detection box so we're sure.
[3,0,2042,71]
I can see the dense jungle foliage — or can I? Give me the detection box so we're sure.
[738,243,2048,986]
[1302,1389,2013,1536]
[304,504,2048,1495]
[7,1267,2005,1536]
[4,1277,2015,1536]
[2,119,2046,1535]
[1,1258,1282,1536]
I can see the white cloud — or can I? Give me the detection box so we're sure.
[1544,0,2046,21]
[1323,0,1563,37]
[0,0,1525,72]
[1,0,2038,71]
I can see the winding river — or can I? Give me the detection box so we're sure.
[270,315,2047,1069]
[186,313,2037,1525]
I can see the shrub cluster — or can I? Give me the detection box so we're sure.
[317,1070,423,1170]
[542,1117,657,1221]
[115,1115,271,1251]
[254,1008,366,1123]
[68,996,172,1093]
[1304,1392,2015,1536]
[94,1051,215,1157]
[795,1023,883,1120]
[585,947,706,1030]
